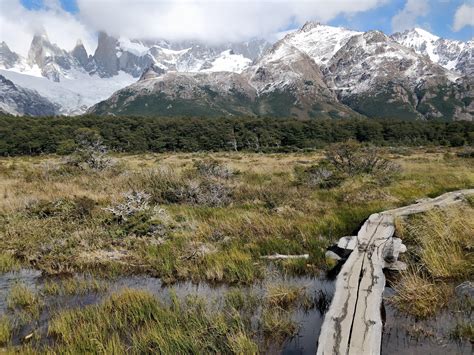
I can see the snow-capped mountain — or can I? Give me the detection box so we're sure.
[89,23,472,121]
[392,28,473,76]
[89,38,359,119]
[0,31,270,115]
[324,30,471,120]
[0,23,472,120]
[283,22,361,67]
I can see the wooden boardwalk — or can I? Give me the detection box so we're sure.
[317,189,474,355]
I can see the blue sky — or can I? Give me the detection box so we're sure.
[18,0,474,41]
[328,0,474,41]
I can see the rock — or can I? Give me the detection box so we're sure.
[455,281,474,298]
[325,250,342,261]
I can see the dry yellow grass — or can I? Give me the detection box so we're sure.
[392,203,474,318]
[0,148,473,282]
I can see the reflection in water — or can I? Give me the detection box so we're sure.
[1,270,470,354]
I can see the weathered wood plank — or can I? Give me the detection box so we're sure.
[317,189,474,355]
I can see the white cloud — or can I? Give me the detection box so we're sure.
[0,0,387,56]
[391,0,430,32]
[76,0,388,43]
[0,0,96,56]
[453,3,474,31]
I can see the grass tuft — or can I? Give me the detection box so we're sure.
[7,283,42,319]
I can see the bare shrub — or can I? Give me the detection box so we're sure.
[295,161,344,189]
[67,129,113,171]
[177,179,232,207]
[194,159,233,179]
[133,168,232,207]
[325,141,400,178]
[104,191,151,222]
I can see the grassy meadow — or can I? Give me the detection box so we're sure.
[0,144,473,352]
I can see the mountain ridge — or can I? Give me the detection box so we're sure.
[0,23,472,120]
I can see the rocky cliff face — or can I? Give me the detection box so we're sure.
[0,75,58,116]
[391,28,473,76]
[324,30,472,120]
[0,42,20,69]
[27,33,79,82]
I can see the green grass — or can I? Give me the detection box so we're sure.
[43,277,108,296]
[7,283,42,319]
[451,322,474,343]
[47,289,259,353]
[0,253,20,273]
[0,316,11,346]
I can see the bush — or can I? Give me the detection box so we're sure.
[177,179,232,207]
[104,191,151,222]
[134,168,232,207]
[456,148,474,158]
[67,129,113,171]
[295,161,344,189]
[325,141,400,177]
[26,197,96,220]
[194,159,233,179]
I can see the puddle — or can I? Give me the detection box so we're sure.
[0,269,334,353]
[1,269,471,354]
[381,287,472,355]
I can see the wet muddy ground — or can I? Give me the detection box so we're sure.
[0,269,471,354]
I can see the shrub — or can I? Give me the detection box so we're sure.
[134,168,232,207]
[133,168,187,204]
[104,191,151,222]
[194,159,233,179]
[295,161,344,189]
[67,130,113,171]
[456,148,474,158]
[325,140,400,177]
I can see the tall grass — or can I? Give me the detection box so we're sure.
[397,207,474,279]
[47,289,259,353]
[392,204,474,318]
[0,316,11,346]
[7,283,42,319]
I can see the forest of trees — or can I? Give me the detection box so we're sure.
[1,115,473,155]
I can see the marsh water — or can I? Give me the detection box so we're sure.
[0,269,471,354]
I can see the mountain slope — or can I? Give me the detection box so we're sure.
[323,31,471,120]
[391,28,473,76]
[283,22,361,67]
[89,40,359,119]
[0,75,58,116]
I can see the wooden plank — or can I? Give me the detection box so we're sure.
[317,189,474,355]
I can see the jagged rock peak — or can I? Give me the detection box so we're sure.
[363,30,389,43]
[300,21,322,32]
[71,39,90,69]
[93,31,119,77]
[0,41,20,69]
[139,63,165,81]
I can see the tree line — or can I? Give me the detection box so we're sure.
[0,115,473,155]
